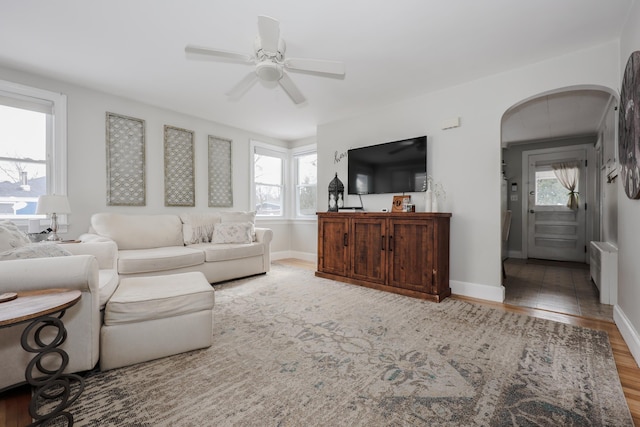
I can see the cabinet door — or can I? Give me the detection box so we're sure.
[387,219,434,292]
[318,217,350,276]
[350,218,387,284]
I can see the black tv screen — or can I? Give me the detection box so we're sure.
[347,136,427,195]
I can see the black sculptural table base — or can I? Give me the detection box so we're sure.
[0,289,83,427]
[21,311,85,426]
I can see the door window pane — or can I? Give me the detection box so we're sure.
[535,170,573,206]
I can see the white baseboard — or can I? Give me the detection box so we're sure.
[614,305,640,367]
[272,251,317,263]
[507,250,523,259]
[450,280,505,303]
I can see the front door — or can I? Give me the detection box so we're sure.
[526,148,587,262]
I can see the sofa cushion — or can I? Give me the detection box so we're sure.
[193,242,264,262]
[104,272,214,326]
[180,213,221,245]
[0,242,71,261]
[99,269,120,309]
[211,222,253,244]
[117,246,205,275]
[0,220,31,252]
[91,213,184,250]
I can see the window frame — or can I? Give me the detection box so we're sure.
[0,79,67,227]
[250,140,288,218]
[292,145,317,218]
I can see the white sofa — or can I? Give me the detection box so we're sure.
[81,212,273,283]
[0,230,118,391]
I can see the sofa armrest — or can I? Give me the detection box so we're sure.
[0,255,101,391]
[255,228,273,245]
[0,255,100,295]
[63,241,118,270]
[79,232,116,245]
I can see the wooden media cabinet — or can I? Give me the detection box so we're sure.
[316,212,451,302]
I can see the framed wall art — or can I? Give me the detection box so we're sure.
[619,50,640,199]
[208,135,233,207]
[164,125,195,207]
[105,112,146,206]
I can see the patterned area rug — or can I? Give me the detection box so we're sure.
[46,264,632,426]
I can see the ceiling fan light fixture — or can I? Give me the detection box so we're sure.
[185,15,345,104]
[255,61,283,82]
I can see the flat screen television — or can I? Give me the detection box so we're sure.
[347,136,427,195]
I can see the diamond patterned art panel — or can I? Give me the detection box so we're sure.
[164,125,195,207]
[106,112,146,206]
[208,136,233,207]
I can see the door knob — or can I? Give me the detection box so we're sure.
[529,209,535,213]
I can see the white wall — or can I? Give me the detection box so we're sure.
[599,102,618,244]
[318,41,619,302]
[0,65,289,248]
[616,0,640,365]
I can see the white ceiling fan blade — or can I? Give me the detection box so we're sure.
[257,15,280,53]
[278,72,306,105]
[284,58,345,77]
[226,72,259,100]
[185,45,253,64]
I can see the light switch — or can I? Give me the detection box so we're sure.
[510,194,518,202]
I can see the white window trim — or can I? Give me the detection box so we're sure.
[250,140,289,218]
[292,144,317,219]
[0,79,67,228]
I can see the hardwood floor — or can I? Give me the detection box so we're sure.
[2,258,638,425]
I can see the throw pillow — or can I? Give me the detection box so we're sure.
[0,220,31,253]
[0,243,72,261]
[180,213,221,245]
[220,211,257,241]
[211,222,253,244]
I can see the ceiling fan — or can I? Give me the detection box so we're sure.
[185,15,346,105]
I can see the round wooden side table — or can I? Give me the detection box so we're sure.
[0,288,84,426]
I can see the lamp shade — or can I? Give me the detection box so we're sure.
[36,195,71,215]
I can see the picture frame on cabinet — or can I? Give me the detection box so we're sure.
[391,195,411,212]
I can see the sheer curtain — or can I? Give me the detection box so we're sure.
[552,162,579,209]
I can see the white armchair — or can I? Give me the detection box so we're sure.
[0,255,100,391]
[0,241,119,392]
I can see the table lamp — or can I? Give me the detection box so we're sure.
[36,195,71,241]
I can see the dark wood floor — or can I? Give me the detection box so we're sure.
[504,258,613,321]
[2,258,638,426]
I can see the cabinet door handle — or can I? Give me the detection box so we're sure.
[381,235,385,250]
[389,235,393,252]
[344,233,348,247]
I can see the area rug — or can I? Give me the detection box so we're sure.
[46,264,632,426]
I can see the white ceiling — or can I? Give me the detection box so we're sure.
[0,0,632,141]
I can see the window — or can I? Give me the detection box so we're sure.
[535,169,574,206]
[0,80,67,222]
[252,142,286,217]
[294,150,317,217]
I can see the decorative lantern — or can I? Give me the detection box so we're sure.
[328,173,344,212]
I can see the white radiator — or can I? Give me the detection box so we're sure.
[590,241,618,305]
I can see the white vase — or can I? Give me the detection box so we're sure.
[425,184,433,212]
[432,196,439,213]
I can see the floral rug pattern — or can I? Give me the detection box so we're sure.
[43,264,632,426]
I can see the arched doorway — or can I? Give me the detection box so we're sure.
[500,86,618,320]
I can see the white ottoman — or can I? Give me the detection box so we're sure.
[100,272,215,370]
